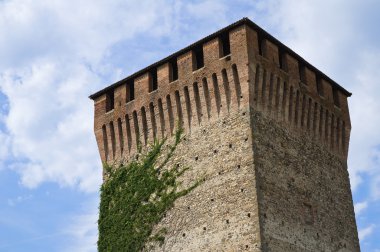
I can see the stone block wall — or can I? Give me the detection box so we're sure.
[91,18,359,251]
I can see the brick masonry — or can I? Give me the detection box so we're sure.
[90,18,360,251]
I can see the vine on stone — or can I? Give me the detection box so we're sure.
[98,128,200,251]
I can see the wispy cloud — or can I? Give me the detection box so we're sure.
[0,0,180,192]
[62,197,99,252]
[354,201,368,216]
[359,224,375,241]
[7,194,33,207]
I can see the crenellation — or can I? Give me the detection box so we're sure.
[263,39,280,67]
[157,62,170,84]
[92,22,352,161]
[321,78,334,105]
[134,73,150,99]
[283,53,300,82]
[177,51,193,81]
[203,37,220,66]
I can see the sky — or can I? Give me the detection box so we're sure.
[0,0,379,251]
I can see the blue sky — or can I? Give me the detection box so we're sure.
[0,0,379,251]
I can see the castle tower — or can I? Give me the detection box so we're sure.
[90,18,360,251]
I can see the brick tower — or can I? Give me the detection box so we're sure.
[90,18,360,251]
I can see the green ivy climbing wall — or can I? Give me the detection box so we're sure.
[98,129,200,252]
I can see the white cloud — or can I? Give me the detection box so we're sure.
[0,0,246,193]
[7,194,33,207]
[372,176,380,200]
[62,196,99,252]
[0,0,182,192]
[349,51,380,191]
[359,224,375,241]
[354,201,368,216]
[0,130,10,164]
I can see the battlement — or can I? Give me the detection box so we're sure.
[90,18,351,164]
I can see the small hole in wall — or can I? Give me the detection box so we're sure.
[240,188,244,192]
[203,129,206,134]
[242,112,246,116]
[213,149,218,154]
[182,233,186,237]
[223,121,226,124]
[203,227,206,231]
[263,213,267,218]
[218,171,222,175]
[247,213,251,218]
[229,143,232,148]
[220,104,223,107]
[240,95,243,99]
[163,213,166,217]
[246,245,249,249]
[211,198,214,202]
[187,206,190,210]
[245,137,248,142]
[195,156,199,161]
[237,165,241,169]
[176,163,180,168]
[183,137,187,141]
[226,219,229,224]
[201,113,203,117]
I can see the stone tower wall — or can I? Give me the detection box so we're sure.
[245,26,359,251]
[91,19,359,251]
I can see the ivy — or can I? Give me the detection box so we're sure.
[98,128,201,252]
